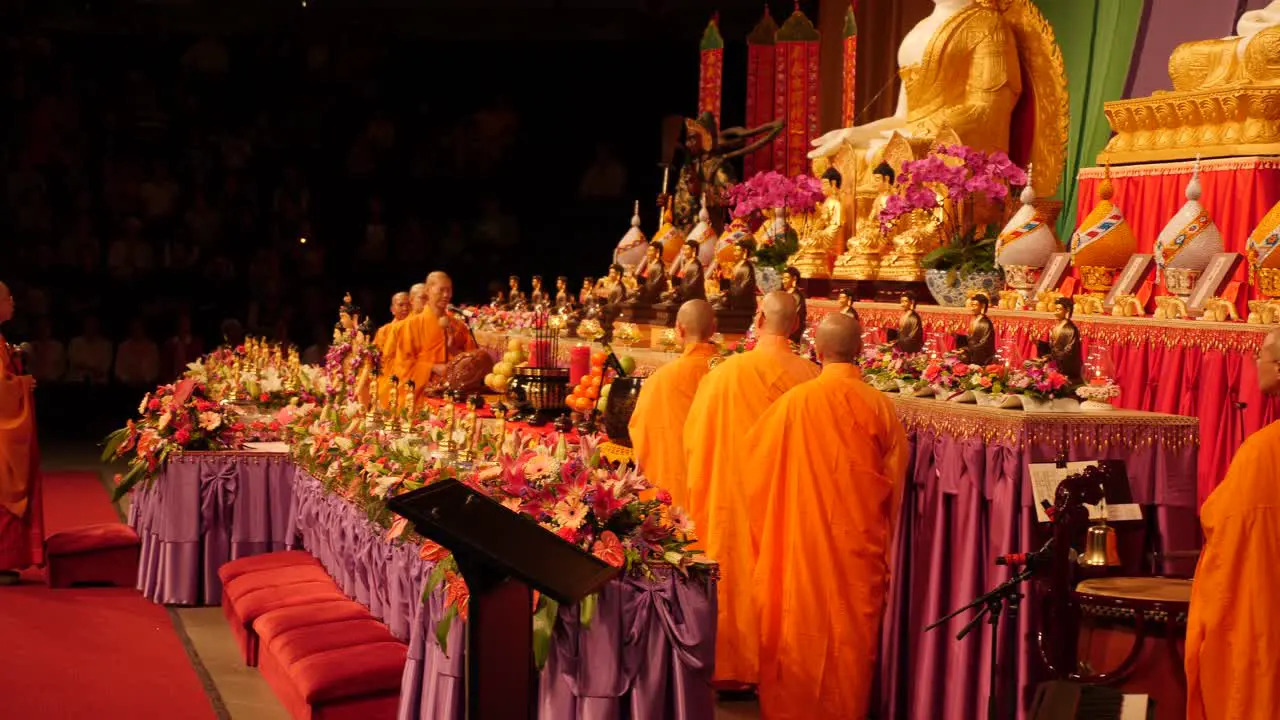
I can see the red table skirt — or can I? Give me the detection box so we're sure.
[1076,157,1280,310]
[815,300,1278,509]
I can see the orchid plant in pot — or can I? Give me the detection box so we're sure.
[725,171,825,288]
[878,145,1028,306]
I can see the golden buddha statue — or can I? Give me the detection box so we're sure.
[879,192,944,283]
[833,161,896,281]
[1249,195,1280,306]
[1103,2,1280,162]
[809,0,1068,202]
[790,166,846,279]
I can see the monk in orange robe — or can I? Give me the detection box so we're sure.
[683,291,819,686]
[393,279,446,393]
[744,313,907,719]
[375,291,411,409]
[1187,327,1280,720]
[426,273,477,361]
[0,281,42,585]
[629,299,718,512]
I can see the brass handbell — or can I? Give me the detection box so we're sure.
[1080,518,1121,568]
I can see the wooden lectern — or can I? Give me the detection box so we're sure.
[387,479,621,720]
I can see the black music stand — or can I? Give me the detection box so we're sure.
[387,479,622,720]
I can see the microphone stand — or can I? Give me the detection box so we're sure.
[926,537,1052,720]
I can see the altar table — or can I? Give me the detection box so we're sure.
[129,451,295,605]
[130,452,719,720]
[815,300,1275,507]
[881,399,1198,720]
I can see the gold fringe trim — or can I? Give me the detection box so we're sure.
[891,395,1198,450]
[1078,157,1280,179]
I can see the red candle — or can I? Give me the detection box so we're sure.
[528,340,548,368]
[568,344,590,386]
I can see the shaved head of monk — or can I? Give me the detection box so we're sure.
[1261,328,1280,395]
[409,283,427,312]
[425,272,453,315]
[0,281,11,323]
[390,292,411,321]
[756,291,798,337]
[676,300,716,344]
[815,313,863,365]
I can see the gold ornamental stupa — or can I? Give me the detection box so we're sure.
[1070,164,1137,293]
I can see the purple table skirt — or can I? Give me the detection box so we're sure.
[287,471,719,720]
[128,452,296,605]
[879,427,1198,720]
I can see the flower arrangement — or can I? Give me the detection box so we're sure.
[878,144,1028,278]
[723,324,811,359]
[409,438,702,660]
[1075,376,1121,403]
[921,352,974,398]
[965,363,1014,394]
[724,171,825,270]
[104,379,246,500]
[1007,359,1071,401]
[470,306,542,334]
[858,344,922,390]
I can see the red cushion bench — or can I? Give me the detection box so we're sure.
[217,550,321,586]
[44,523,141,589]
[258,634,407,720]
[224,581,348,666]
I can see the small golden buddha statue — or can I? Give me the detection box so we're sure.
[753,208,788,251]
[834,162,895,281]
[791,166,846,279]
[879,193,943,283]
[781,267,808,344]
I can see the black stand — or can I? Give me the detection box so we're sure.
[387,479,621,720]
[927,539,1051,720]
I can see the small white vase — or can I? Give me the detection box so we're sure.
[1019,395,1055,413]
[1079,399,1115,412]
[1053,398,1082,412]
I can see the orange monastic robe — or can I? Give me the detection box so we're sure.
[392,308,446,392]
[628,342,719,512]
[442,313,477,359]
[744,363,907,719]
[682,334,819,684]
[375,319,403,409]
[1187,419,1280,720]
[0,341,42,571]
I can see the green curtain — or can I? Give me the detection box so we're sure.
[1035,0,1145,238]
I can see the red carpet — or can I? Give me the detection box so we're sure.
[0,471,218,720]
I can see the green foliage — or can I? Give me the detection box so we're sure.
[920,226,1000,278]
[753,228,799,271]
[532,597,560,669]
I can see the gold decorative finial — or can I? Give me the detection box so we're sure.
[1099,162,1115,201]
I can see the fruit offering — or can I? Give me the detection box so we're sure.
[565,350,635,415]
[484,338,528,392]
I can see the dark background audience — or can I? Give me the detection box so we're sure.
[0,2,778,437]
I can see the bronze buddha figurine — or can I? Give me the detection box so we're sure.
[660,239,707,305]
[896,295,924,354]
[961,292,996,366]
[712,239,758,312]
[1047,296,1083,384]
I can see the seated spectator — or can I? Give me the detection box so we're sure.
[163,313,203,380]
[301,324,328,367]
[67,316,113,385]
[107,218,152,281]
[29,316,66,384]
[115,318,160,388]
